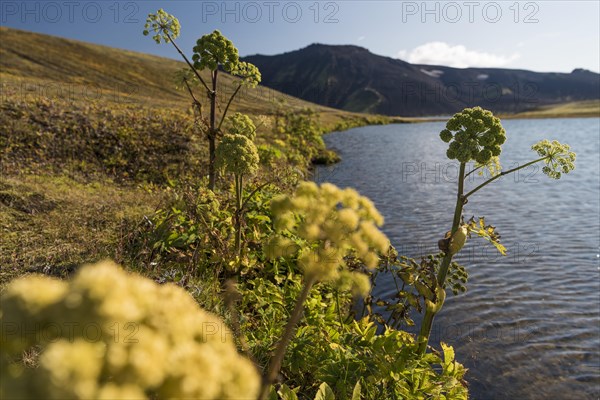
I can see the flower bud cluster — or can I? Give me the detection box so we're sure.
[226,113,257,140]
[215,134,260,177]
[0,261,259,399]
[268,182,389,290]
[440,107,506,164]
[232,62,262,88]
[143,9,181,44]
[531,139,576,179]
[192,30,239,73]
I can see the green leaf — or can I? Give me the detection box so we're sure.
[407,292,420,308]
[249,213,271,222]
[467,216,507,255]
[352,381,362,400]
[268,386,279,400]
[491,240,507,256]
[278,384,299,400]
[314,382,335,400]
[441,342,454,364]
[166,232,179,242]
[415,281,435,300]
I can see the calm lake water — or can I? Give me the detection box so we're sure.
[315,118,600,400]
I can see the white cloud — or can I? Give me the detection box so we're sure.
[397,49,408,59]
[357,36,366,41]
[397,42,519,68]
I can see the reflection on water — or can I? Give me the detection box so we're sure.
[315,118,600,400]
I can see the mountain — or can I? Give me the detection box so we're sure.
[243,44,600,116]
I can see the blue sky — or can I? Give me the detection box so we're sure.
[1,1,599,73]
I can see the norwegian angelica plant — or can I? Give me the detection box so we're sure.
[0,261,260,399]
[144,10,261,190]
[215,129,259,259]
[258,182,389,399]
[416,107,576,355]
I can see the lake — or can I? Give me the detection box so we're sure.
[315,118,600,399]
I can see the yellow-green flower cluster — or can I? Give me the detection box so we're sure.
[531,139,576,179]
[143,9,181,44]
[232,61,262,88]
[440,107,506,164]
[192,30,239,73]
[0,261,259,400]
[215,134,260,177]
[267,182,389,288]
[226,112,257,140]
[474,155,502,177]
[256,114,273,130]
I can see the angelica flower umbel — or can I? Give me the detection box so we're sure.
[531,139,576,179]
[226,112,257,140]
[267,182,389,287]
[0,261,260,400]
[215,134,260,177]
[192,30,239,73]
[231,62,262,88]
[143,9,181,43]
[440,107,506,164]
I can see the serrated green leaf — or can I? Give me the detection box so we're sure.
[441,342,455,369]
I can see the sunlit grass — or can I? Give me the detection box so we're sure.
[504,100,600,119]
[0,174,163,286]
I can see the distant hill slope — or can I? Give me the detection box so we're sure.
[0,27,377,126]
[244,44,600,116]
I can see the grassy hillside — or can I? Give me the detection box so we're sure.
[505,99,600,119]
[0,27,392,128]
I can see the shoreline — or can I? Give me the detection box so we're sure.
[388,111,600,125]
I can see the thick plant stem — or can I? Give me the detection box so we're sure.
[163,30,219,190]
[234,174,243,257]
[258,277,316,400]
[163,30,222,191]
[417,308,436,353]
[208,69,218,191]
[208,136,216,190]
[417,163,466,355]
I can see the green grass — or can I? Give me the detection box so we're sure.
[501,100,600,119]
[0,174,162,285]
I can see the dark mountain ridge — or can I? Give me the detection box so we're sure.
[244,44,600,116]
